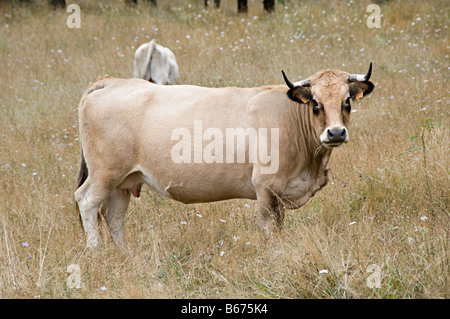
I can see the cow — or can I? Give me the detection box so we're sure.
[133,39,179,85]
[75,63,374,252]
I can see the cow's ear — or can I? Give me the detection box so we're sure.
[287,86,312,104]
[349,81,374,100]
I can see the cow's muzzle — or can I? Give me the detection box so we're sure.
[321,126,348,148]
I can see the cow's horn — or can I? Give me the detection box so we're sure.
[282,70,294,89]
[348,62,372,82]
[293,79,311,87]
[282,70,311,88]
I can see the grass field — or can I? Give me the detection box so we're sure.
[0,0,448,299]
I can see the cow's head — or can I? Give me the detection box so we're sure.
[282,63,374,148]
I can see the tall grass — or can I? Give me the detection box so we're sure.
[0,0,448,298]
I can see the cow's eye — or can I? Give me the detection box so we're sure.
[342,97,351,112]
[312,100,322,115]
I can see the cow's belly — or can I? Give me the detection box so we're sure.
[129,163,257,204]
[165,184,257,204]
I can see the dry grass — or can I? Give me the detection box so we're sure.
[0,0,448,299]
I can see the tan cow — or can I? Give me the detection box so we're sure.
[75,64,374,252]
[133,39,179,85]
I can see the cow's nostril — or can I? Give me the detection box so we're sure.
[327,129,334,139]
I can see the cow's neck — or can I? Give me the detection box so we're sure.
[305,144,331,196]
[288,101,332,202]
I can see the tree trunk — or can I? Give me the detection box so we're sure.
[125,0,156,7]
[50,0,66,9]
[263,0,275,12]
[238,0,247,13]
[125,0,137,6]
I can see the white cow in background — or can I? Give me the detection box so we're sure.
[133,39,179,85]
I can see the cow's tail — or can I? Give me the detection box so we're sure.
[76,148,88,190]
[75,146,88,228]
[75,83,90,228]
[143,39,156,81]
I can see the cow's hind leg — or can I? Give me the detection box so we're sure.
[100,188,131,253]
[75,178,111,251]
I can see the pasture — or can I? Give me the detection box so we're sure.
[0,0,448,299]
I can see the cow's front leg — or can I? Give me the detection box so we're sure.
[255,186,285,232]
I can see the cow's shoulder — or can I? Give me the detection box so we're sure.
[247,85,290,118]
